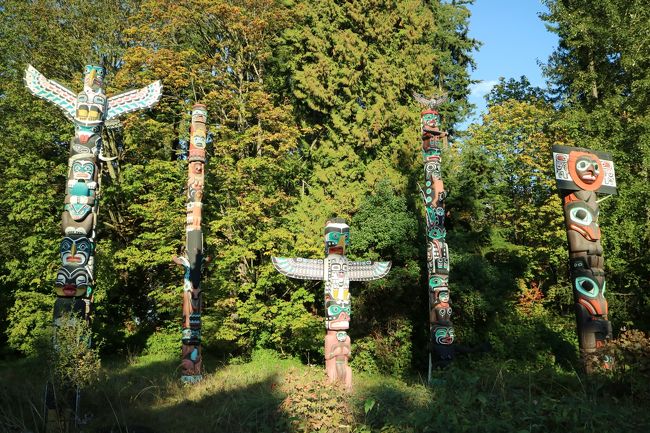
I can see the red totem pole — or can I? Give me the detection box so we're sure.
[173,104,208,383]
[413,92,455,380]
[552,145,617,372]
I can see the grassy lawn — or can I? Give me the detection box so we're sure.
[1,349,649,432]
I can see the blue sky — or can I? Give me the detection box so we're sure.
[463,0,559,126]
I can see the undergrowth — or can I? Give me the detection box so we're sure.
[1,344,650,432]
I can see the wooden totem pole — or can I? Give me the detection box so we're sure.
[552,145,617,372]
[173,104,208,383]
[413,92,455,379]
[24,63,161,429]
[273,218,391,389]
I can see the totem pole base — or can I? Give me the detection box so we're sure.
[180,375,203,384]
[324,330,352,390]
[325,358,352,391]
[44,382,80,433]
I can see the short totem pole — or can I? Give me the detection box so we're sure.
[273,218,391,389]
[173,104,209,383]
[24,63,161,428]
[413,92,455,379]
[552,145,617,372]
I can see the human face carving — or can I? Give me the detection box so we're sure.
[568,151,604,191]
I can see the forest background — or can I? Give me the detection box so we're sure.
[0,0,649,425]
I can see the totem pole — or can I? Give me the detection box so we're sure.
[413,92,455,379]
[272,218,391,389]
[24,63,161,428]
[173,104,208,383]
[552,145,617,372]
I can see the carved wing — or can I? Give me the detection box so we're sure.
[24,64,76,120]
[272,257,325,281]
[106,80,162,120]
[348,260,391,281]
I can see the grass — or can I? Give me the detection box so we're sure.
[1,349,649,433]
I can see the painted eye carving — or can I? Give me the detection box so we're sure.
[577,160,589,171]
[575,276,599,298]
[328,305,341,315]
[569,206,593,225]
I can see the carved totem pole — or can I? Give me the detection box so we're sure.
[273,218,391,389]
[173,104,208,383]
[413,92,455,379]
[552,145,617,372]
[24,63,161,428]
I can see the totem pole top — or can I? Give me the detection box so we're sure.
[552,145,617,195]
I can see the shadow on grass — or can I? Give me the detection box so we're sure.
[82,353,291,433]
[355,359,650,433]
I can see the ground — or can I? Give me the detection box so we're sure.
[1,349,649,433]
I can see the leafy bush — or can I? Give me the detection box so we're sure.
[6,291,53,355]
[590,329,650,398]
[48,312,101,390]
[144,329,179,357]
[352,319,413,378]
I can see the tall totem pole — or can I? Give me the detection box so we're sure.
[272,218,391,389]
[24,63,161,427]
[173,104,208,383]
[413,92,455,379]
[552,145,617,371]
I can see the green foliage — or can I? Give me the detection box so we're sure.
[592,329,650,398]
[352,318,413,379]
[48,312,102,390]
[144,330,179,358]
[485,76,548,106]
[6,292,53,355]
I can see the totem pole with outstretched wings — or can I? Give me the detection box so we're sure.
[25,62,161,430]
[273,218,390,390]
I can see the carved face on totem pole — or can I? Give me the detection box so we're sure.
[60,236,94,267]
[564,193,600,241]
[325,298,351,330]
[569,151,602,188]
[83,65,106,91]
[55,266,91,297]
[421,109,443,137]
[324,219,350,256]
[433,325,455,345]
[553,146,616,195]
[431,288,452,323]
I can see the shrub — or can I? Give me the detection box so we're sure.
[144,329,179,357]
[48,312,101,390]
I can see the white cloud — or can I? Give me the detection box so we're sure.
[470,80,499,98]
